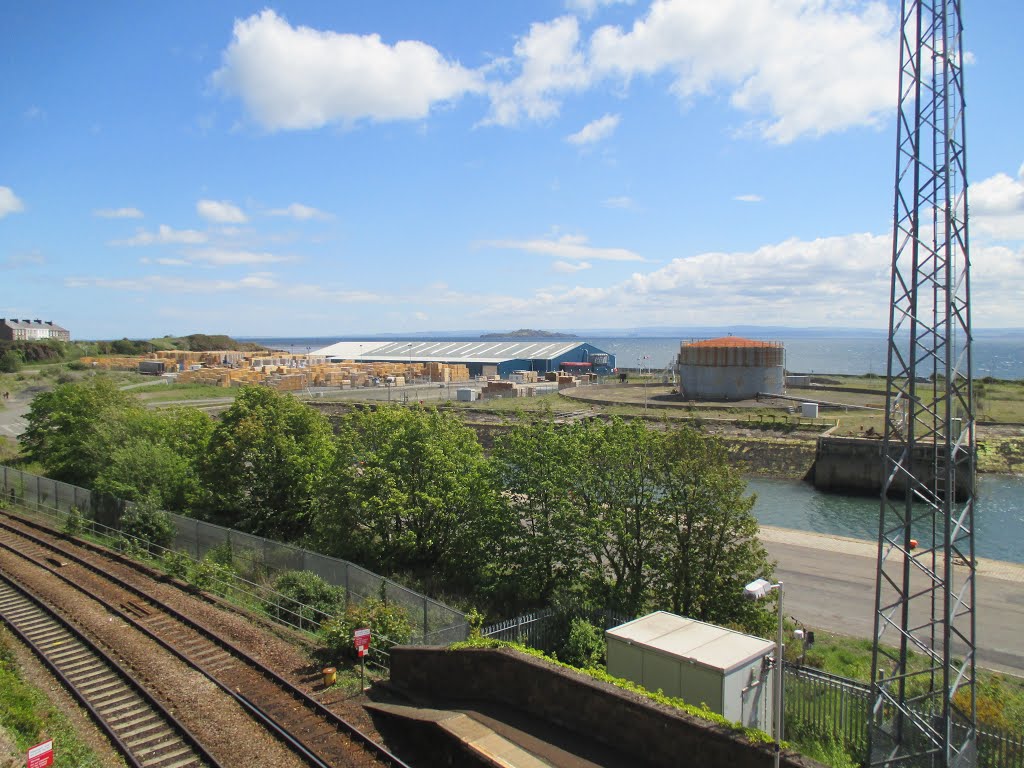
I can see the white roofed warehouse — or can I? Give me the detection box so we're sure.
[313,340,615,379]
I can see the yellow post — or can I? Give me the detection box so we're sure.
[321,666,337,687]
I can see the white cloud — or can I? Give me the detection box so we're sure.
[467,231,1024,329]
[734,194,763,203]
[589,0,897,143]
[65,273,279,294]
[189,248,291,266]
[1,251,44,269]
[481,233,643,262]
[65,272,382,304]
[0,187,25,219]
[478,1,896,140]
[970,164,1024,241]
[197,199,247,223]
[567,113,620,145]
[94,207,144,219]
[603,195,635,209]
[553,260,593,272]
[472,233,892,326]
[567,0,635,18]
[212,9,484,130]
[112,225,208,246]
[267,202,332,220]
[483,16,591,126]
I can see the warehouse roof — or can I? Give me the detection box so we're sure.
[314,339,585,364]
[606,611,774,674]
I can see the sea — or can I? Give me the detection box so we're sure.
[243,331,1024,563]
[244,331,1024,380]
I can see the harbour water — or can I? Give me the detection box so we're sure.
[748,475,1024,564]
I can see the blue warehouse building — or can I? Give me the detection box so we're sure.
[313,339,615,379]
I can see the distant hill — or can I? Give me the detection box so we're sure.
[480,329,578,340]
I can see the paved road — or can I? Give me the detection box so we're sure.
[761,526,1024,677]
[0,391,31,442]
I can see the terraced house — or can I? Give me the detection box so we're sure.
[0,318,71,342]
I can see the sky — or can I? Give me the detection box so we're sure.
[1,1,1022,339]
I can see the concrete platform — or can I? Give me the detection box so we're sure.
[366,701,552,768]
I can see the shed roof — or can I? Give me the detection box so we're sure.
[314,339,585,364]
[606,611,774,674]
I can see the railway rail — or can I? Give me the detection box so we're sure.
[0,572,216,768]
[0,511,413,768]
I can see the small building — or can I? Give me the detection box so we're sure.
[138,360,167,375]
[605,611,774,731]
[0,318,71,342]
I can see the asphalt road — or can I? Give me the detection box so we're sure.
[0,391,30,442]
[761,526,1024,677]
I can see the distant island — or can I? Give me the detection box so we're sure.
[480,329,578,340]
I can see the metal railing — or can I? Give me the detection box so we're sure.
[0,465,469,648]
[783,663,1024,768]
[481,607,633,653]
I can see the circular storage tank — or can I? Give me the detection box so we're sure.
[677,337,784,400]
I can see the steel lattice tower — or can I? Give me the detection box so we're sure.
[869,1,976,766]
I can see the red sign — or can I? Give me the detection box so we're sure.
[354,628,371,657]
[27,740,54,768]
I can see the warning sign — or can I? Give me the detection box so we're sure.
[353,628,371,657]
[27,740,54,768]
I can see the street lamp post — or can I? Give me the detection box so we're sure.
[744,578,784,768]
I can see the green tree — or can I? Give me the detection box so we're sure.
[201,386,335,540]
[318,405,495,580]
[575,417,666,615]
[488,415,590,610]
[20,378,142,486]
[651,427,775,635]
[92,408,212,512]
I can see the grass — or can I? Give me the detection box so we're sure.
[800,629,1024,732]
[135,384,238,403]
[0,633,122,767]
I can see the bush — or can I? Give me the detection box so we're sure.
[263,570,346,630]
[0,351,22,373]
[62,506,87,536]
[118,495,175,553]
[785,720,859,768]
[162,550,192,581]
[189,557,234,596]
[558,618,604,669]
[317,597,414,662]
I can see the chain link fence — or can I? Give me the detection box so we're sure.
[0,465,469,647]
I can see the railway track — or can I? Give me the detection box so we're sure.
[0,573,216,768]
[0,512,413,768]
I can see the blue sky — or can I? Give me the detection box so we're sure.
[1,1,1022,339]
